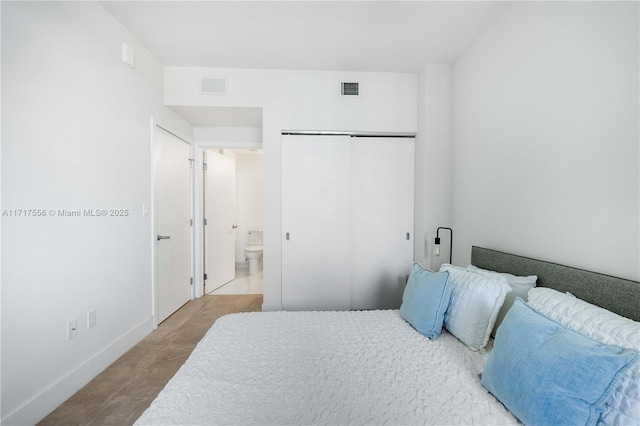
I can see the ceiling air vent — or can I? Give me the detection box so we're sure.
[201,78,227,95]
[341,82,359,96]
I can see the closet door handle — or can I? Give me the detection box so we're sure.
[157,235,171,241]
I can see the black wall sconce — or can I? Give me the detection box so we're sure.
[434,227,453,264]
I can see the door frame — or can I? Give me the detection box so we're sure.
[150,117,196,329]
[193,141,262,298]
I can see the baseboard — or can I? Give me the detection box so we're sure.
[2,317,154,426]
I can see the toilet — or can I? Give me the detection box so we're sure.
[245,229,263,275]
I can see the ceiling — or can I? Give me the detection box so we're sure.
[102,1,511,74]
[102,1,511,128]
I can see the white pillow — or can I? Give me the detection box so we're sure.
[528,287,640,426]
[467,264,537,336]
[528,287,639,349]
[439,264,511,351]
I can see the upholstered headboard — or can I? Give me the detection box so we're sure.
[471,246,640,322]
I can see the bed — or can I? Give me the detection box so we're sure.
[135,247,640,426]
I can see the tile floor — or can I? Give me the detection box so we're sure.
[37,294,263,426]
[209,267,263,295]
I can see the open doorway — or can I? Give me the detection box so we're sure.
[166,105,263,299]
[203,148,263,295]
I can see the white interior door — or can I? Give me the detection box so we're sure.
[204,149,237,293]
[282,135,352,310]
[351,137,415,309]
[154,127,192,323]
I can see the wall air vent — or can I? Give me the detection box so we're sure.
[201,78,227,95]
[341,82,360,96]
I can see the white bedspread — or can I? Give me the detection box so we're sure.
[135,310,517,425]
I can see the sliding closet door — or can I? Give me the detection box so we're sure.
[351,137,415,310]
[282,135,352,310]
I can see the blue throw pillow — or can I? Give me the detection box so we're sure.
[482,299,638,426]
[399,264,451,340]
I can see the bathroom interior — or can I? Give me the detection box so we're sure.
[208,148,263,295]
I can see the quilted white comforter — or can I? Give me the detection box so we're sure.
[135,310,517,425]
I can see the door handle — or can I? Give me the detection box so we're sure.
[157,235,171,241]
[232,225,238,229]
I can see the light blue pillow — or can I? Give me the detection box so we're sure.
[399,264,451,340]
[482,299,639,426]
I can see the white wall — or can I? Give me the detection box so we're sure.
[194,126,262,145]
[165,68,417,133]
[235,154,263,264]
[166,67,418,310]
[415,64,453,271]
[1,2,191,424]
[452,2,639,280]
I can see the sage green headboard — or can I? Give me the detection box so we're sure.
[471,246,640,322]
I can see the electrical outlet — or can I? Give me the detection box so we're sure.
[67,319,78,340]
[87,310,97,329]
